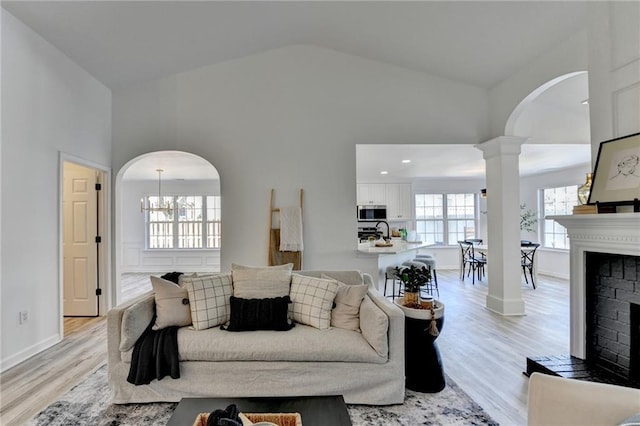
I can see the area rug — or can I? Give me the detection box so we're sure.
[29,365,498,425]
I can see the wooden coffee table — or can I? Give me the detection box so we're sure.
[166,395,352,426]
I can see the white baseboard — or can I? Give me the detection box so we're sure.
[0,334,61,373]
[538,270,570,280]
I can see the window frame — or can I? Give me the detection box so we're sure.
[145,194,221,250]
[414,192,479,246]
[540,185,578,250]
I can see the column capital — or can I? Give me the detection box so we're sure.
[474,136,528,159]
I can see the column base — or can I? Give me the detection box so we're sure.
[486,294,525,316]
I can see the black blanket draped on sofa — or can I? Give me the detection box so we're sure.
[126,315,180,385]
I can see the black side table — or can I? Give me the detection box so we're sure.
[394,299,446,393]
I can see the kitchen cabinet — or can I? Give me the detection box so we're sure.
[386,183,413,220]
[357,184,386,205]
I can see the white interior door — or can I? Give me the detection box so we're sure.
[63,162,98,316]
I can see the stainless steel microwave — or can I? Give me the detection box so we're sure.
[357,205,387,221]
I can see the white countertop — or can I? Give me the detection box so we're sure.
[357,240,432,255]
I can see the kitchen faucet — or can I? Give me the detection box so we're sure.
[376,221,390,241]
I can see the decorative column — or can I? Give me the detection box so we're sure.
[475,136,527,316]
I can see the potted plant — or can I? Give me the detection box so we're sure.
[520,204,538,232]
[394,264,432,308]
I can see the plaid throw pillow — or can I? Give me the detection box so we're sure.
[183,274,233,330]
[289,274,339,330]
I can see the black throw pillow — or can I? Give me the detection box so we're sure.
[224,295,294,332]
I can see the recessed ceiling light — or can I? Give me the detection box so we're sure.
[581,99,589,105]
[380,171,389,175]
[401,159,411,164]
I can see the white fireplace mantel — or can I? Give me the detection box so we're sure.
[550,213,640,359]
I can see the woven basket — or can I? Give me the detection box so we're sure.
[193,412,302,426]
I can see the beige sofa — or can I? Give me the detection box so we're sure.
[527,372,640,425]
[107,270,405,405]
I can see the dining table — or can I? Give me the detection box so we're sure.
[473,244,539,285]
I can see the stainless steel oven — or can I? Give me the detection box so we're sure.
[357,205,387,222]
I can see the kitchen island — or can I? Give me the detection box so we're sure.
[357,240,433,292]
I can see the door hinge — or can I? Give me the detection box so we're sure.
[95,183,102,190]
[95,236,102,243]
[96,288,102,296]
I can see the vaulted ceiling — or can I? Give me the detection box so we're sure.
[3,1,589,90]
[3,1,593,180]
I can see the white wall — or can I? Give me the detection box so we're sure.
[587,2,640,148]
[121,179,221,273]
[112,45,490,275]
[1,11,111,371]
[489,31,589,140]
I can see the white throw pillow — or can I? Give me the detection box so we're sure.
[322,275,368,332]
[289,274,339,330]
[150,276,192,330]
[182,274,233,331]
[231,263,293,299]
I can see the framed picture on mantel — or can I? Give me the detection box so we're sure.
[588,132,640,210]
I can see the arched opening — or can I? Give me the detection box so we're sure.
[505,71,590,144]
[504,71,591,276]
[114,151,220,305]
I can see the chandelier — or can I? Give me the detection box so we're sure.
[140,169,175,214]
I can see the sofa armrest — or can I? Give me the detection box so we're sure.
[362,273,405,364]
[527,372,640,425]
[107,292,154,367]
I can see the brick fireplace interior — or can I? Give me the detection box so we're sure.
[586,252,640,383]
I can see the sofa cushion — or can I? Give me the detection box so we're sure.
[231,263,293,298]
[360,295,389,358]
[150,276,192,330]
[182,274,233,330]
[289,274,339,330]
[121,323,387,364]
[323,275,368,332]
[119,296,155,352]
[225,296,294,331]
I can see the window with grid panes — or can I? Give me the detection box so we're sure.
[206,196,222,249]
[146,195,221,249]
[415,193,477,245]
[542,185,578,249]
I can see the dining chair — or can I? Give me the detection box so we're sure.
[458,241,469,279]
[459,241,486,285]
[521,242,541,289]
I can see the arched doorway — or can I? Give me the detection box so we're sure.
[114,151,220,304]
[504,71,591,275]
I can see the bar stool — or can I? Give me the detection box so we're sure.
[414,254,440,297]
[384,266,402,300]
[410,257,439,298]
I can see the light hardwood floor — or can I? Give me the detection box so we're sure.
[0,270,569,425]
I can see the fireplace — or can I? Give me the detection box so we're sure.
[585,252,640,382]
[526,213,640,385]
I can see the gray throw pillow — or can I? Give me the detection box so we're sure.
[322,274,368,332]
